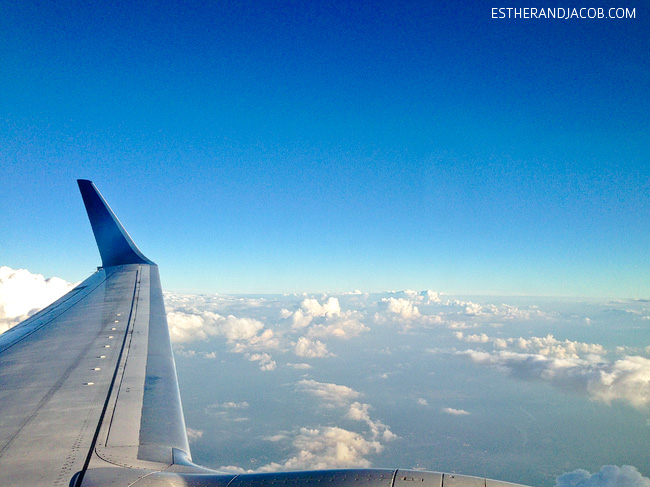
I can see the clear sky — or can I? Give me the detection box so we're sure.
[2,1,649,297]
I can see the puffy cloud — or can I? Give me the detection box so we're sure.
[290,309,312,330]
[297,380,360,406]
[288,296,367,339]
[247,352,277,371]
[454,331,490,343]
[386,290,442,304]
[220,316,266,341]
[417,398,429,406]
[167,311,210,343]
[556,465,650,487]
[205,401,250,422]
[454,332,605,360]
[442,407,470,416]
[213,401,250,409]
[167,309,279,351]
[425,290,442,303]
[346,401,397,441]
[0,266,76,333]
[298,380,396,441]
[277,426,383,469]
[306,317,368,340]
[287,362,313,370]
[288,297,341,330]
[265,434,289,442]
[510,334,604,359]
[221,380,396,473]
[176,349,217,359]
[588,356,650,407]
[231,328,279,353]
[459,350,650,409]
[449,299,551,321]
[375,296,442,327]
[167,307,281,370]
[294,337,332,358]
[221,426,384,473]
[301,297,341,317]
[383,297,421,319]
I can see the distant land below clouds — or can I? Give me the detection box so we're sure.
[1,265,649,487]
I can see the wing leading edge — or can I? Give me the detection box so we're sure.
[0,181,532,487]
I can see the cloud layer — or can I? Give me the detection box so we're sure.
[6,270,649,483]
[0,266,76,333]
[556,466,650,487]
[219,379,396,473]
[459,348,650,409]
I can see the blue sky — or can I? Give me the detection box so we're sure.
[2,1,649,297]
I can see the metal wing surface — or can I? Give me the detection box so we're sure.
[0,180,531,487]
[0,180,194,486]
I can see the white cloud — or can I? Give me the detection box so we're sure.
[290,309,312,330]
[454,331,490,343]
[297,380,360,406]
[247,352,277,371]
[425,290,442,303]
[556,465,650,487]
[288,296,367,339]
[287,363,313,370]
[346,401,397,441]
[383,297,421,319]
[297,380,396,441]
[510,334,604,359]
[288,297,341,330]
[306,318,368,340]
[294,337,332,358]
[205,401,250,422]
[454,332,605,360]
[374,295,443,327]
[220,426,384,473]
[0,266,76,333]
[219,379,396,473]
[442,407,470,416]
[385,290,442,304]
[265,434,289,442]
[166,309,279,366]
[448,299,552,322]
[459,350,650,409]
[216,401,250,409]
[175,349,218,359]
[301,297,341,317]
[417,398,429,406]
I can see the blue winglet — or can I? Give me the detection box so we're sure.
[78,180,155,267]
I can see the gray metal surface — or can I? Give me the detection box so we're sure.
[0,181,533,487]
[0,265,143,486]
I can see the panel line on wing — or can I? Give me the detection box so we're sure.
[73,267,142,487]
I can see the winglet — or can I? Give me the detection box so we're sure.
[78,180,155,267]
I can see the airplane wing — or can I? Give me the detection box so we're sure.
[0,180,530,487]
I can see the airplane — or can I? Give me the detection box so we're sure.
[0,180,530,487]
